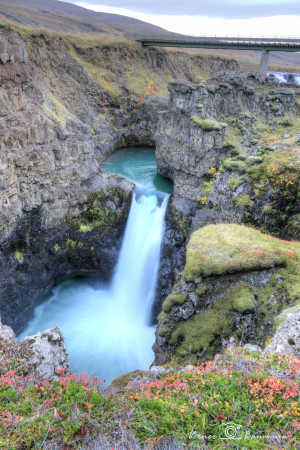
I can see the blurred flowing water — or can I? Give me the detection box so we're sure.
[19,147,171,384]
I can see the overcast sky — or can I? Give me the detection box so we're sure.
[68,1,300,36]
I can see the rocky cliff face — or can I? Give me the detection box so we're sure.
[155,75,297,200]
[153,73,299,314]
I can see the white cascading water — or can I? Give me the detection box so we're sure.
[112,189,169,323]
[19,187,169,385]
[268,71,300,86]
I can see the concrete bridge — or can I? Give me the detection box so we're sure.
[138,37,300,72]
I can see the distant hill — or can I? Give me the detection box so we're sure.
[0,0,181,37]
[0,0,299,71]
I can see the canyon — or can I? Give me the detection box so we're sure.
[0,19,300,448]
[0,25,299,362]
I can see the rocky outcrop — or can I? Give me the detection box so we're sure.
[0,31,28,64]
[21,327,69,380]
[265,306,300,356]
[0,319,16,344]
[154,224,300,365]
[0,30,146,332]
[0,322,68,381]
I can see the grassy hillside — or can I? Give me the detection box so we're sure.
[0,0,299,72]
[0,0,181,37]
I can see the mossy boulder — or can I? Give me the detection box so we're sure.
[183,224,297,281]
[155,224,300,365]
[169,308,232,358]
[168,283,254,359]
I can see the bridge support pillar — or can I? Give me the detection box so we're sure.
[260,50,270,73]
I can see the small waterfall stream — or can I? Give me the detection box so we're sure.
[267,71,300,85]
[19,147,171,385]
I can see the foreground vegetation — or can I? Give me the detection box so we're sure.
[0,340,299,448]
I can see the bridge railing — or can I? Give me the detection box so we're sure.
[139,36,300,44]
[183,34,300,40]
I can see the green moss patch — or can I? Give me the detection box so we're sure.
[246,146,300,238]
[14,251,24,264]
[166,275,294,362]
[169,308,232,358]
[183,224,299,281]
[231,283,255,312]
[168,283,255,360]
[191,116,227,131]
[163,293,187,313]
[69,187,129,234]
[248,147,300,186]
[234,194,254,208]
[227,176,245,192]
[286,214,300,240]
[157,311,173,338]
[223,158,247,173]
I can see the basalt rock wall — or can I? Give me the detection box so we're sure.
[155,76,297,200]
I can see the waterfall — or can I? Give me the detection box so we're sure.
[19,187,169,385]
[112,188,169,322]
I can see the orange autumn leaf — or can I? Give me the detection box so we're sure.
[84,402,94,409]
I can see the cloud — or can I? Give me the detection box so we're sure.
[70,0,300,19]
[75,2,300,36]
